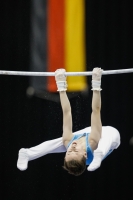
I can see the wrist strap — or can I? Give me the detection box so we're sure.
[56,81,68,91]
[91,80,102,91]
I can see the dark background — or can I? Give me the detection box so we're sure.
[0,1,133,200]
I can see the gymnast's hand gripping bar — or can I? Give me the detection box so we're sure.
[0,68,133,76]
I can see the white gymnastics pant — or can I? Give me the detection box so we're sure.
[17,126,120,171]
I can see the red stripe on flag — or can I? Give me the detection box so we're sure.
[47,0,65,92]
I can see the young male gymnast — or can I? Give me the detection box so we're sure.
[17,68,120,176]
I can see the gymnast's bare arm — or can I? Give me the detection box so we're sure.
[89,90,102,150]
[59,91,73,147]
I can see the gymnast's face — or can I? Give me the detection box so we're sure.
[65,141,87,162]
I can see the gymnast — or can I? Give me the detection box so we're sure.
[17,68,120,176]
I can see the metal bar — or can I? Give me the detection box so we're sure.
[0,68,133,76]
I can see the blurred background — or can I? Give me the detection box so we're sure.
[0,0,133,200]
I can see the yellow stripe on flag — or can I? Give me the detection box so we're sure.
[65,0,87,91]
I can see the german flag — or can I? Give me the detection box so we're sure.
[30,0,87,93]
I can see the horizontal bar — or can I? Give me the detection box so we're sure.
[0,68,133,76]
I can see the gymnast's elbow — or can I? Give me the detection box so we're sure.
[92,105,101,113]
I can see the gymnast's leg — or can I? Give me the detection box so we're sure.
[17,137,66,171]
[17,128,87,171]
[87,126,120,171]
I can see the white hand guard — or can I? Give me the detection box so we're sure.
[91,68,103,91]
[55,69,68,91]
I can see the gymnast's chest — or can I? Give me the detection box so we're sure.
[78,136,86,147]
